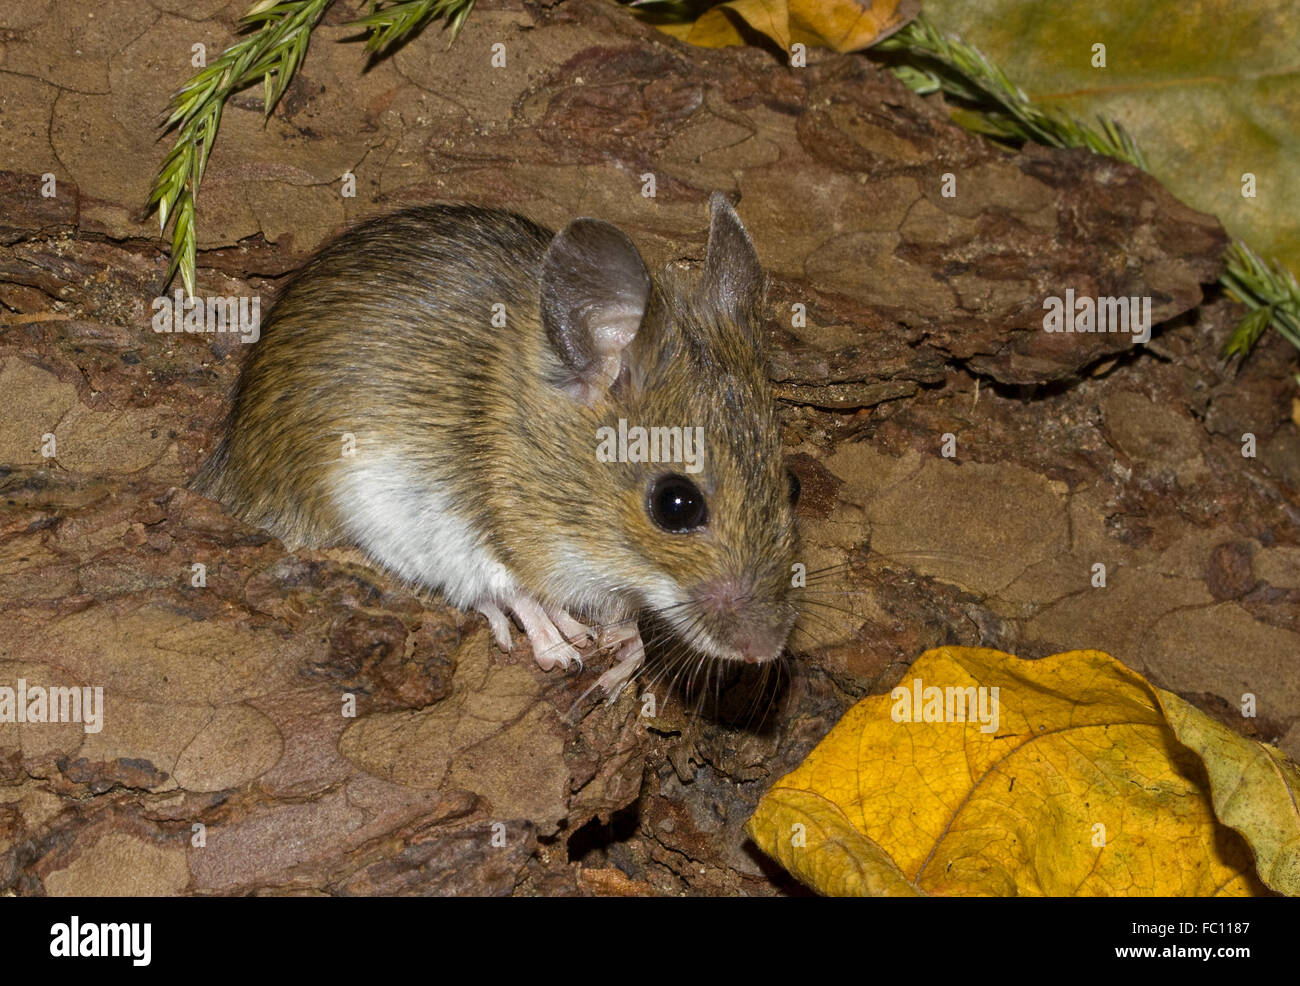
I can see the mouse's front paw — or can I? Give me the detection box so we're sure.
[545,605,595,647]
[489,592,587,672]
[533,638,584,672]
[476,601,515,653]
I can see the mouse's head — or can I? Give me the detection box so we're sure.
[538,193,798,667]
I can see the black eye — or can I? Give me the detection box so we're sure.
[647,474,708,533]
[787,469,801,507]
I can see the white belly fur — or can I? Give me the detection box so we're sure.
[329,455,517,609]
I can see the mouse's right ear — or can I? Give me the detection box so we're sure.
[541,218,651,405]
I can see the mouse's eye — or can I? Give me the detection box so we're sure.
[647,474,708,533]
[787,469,801,507]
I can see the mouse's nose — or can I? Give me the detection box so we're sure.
[732,628,782,664]
[691,575,752,619]
[691,577,788,663]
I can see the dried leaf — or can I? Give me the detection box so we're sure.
[1157,690,1300,896]
[747,647,1270,896]
[658,0,915,53]
[789,0,918,52]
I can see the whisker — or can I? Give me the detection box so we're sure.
[794,598,864,619]
[799,561,857,578]
[568,596,802,728]
[790,609,850,637]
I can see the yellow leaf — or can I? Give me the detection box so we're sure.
[745,787,923,896]
[1157,690,1300,896]
[671,0,790,51]
[659,0,915,53]
[746,647,1269,896]
[790,0,918,53]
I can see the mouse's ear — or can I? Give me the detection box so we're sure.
[541,218,651,404]
[701,192,765,328]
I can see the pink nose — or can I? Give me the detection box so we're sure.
[693,577,750,619]
[692,578,782,663]
[731,628,779,664]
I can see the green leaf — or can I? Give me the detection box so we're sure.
[920,0,1300,276]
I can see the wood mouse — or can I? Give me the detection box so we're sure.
[194,192,799,701]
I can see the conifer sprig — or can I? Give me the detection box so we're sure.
[148,0,475,296]
[1220,240,1300,358]
[876,15,1146,168]
[352,0,476,55]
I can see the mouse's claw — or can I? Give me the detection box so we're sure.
[571,625,646,711]
[546,605,595,647]
[484,593,586,670]
[477,601,515,653]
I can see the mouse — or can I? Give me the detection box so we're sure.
[193,192,800,702]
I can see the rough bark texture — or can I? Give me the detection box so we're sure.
[0,0,1297,896]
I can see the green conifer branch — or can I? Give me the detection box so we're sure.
[148,0,475,296]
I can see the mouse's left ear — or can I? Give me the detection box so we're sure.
[541,218,651,405]
[701,192,765,330]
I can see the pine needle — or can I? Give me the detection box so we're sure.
[875,16,1146,170]
[148,0,476,296]
[351,0,477,55]
[1221,240,1300,357]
